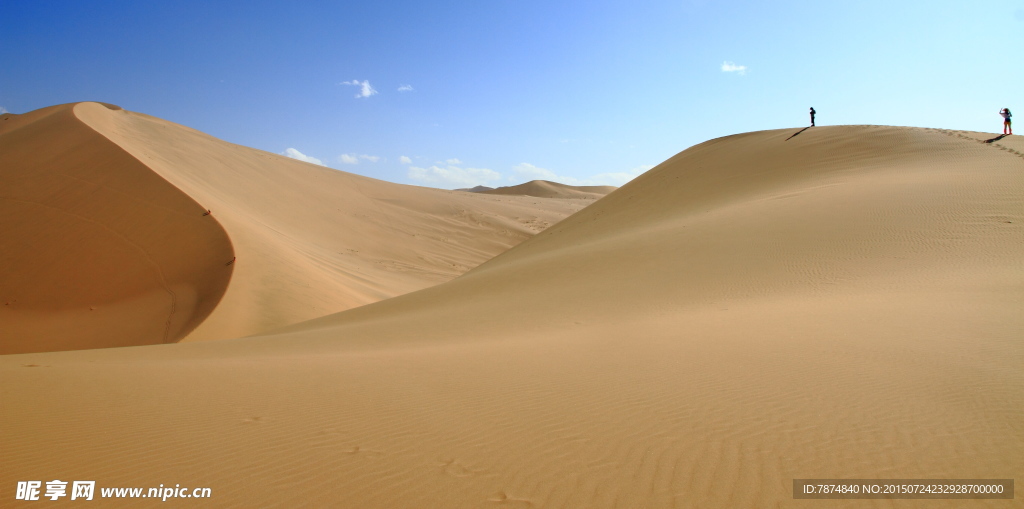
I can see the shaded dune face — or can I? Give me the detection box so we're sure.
[0,104,234,354]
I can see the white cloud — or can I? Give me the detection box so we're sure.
[397,84,414,92]
[512,162,652,187]
[280,148,325,166]
[338,153,380,164]
[340,79,378,98]
[408,163,502,189]
[404,158,653,189]
[511,162,559,182]
[585,165,654,186]
[0,106,8,114]
[721,61,747,75]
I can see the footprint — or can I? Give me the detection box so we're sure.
[438,459,483,477]
[242,416,264,424]
[488,491,534,507]
[20,364,48,368]
[344,446,384,457]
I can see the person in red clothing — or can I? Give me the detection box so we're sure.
[1000,108,1012,135]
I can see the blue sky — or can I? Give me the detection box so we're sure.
[2,1,1021,189]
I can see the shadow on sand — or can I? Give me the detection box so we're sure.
[984,134,1010,144]
[786,126,812,141]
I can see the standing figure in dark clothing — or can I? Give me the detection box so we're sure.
[809,107,816,126]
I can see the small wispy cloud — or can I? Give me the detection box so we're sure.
[397,84,414,92]
[399,156,412,164]
[338,153,380,164]
[408,162,502,188]
[280,148,325,166]
[445,158,462,165]
[340,79,378,98]
[720,61,747,75]
[0,106,8,114]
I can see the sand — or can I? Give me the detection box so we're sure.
[2,103,593,353]
[2,108,1023,507]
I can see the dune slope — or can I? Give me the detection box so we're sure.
[0,104,233,354]
[2,126,1022,507]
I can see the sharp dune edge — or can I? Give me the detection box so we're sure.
[0,103,234,353]
[2,104,1023,507]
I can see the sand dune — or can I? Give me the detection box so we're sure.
[455,185,495,193]
[479,179,617,199]
[3,123,1022,507]
[1,103,593,353]
[0,104,233,354]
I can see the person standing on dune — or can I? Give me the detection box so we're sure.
[1000,108,1012,135]
[809,107,816,126]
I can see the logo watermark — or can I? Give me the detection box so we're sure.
[793,479,1013,499]
[15,481,211,502]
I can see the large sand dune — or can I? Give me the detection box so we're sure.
[3,122,1022,507]
[0,104,234,354]
[1,103,592,353]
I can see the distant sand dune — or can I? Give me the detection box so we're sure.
[2,120,1022,507]
[479,179,617,199]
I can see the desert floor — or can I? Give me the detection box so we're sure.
[2,104,1022,507]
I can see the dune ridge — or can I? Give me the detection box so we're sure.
[3,122,1022,507]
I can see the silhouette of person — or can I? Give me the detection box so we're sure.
[1000,108,1012,135]
[809,107,816,126]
